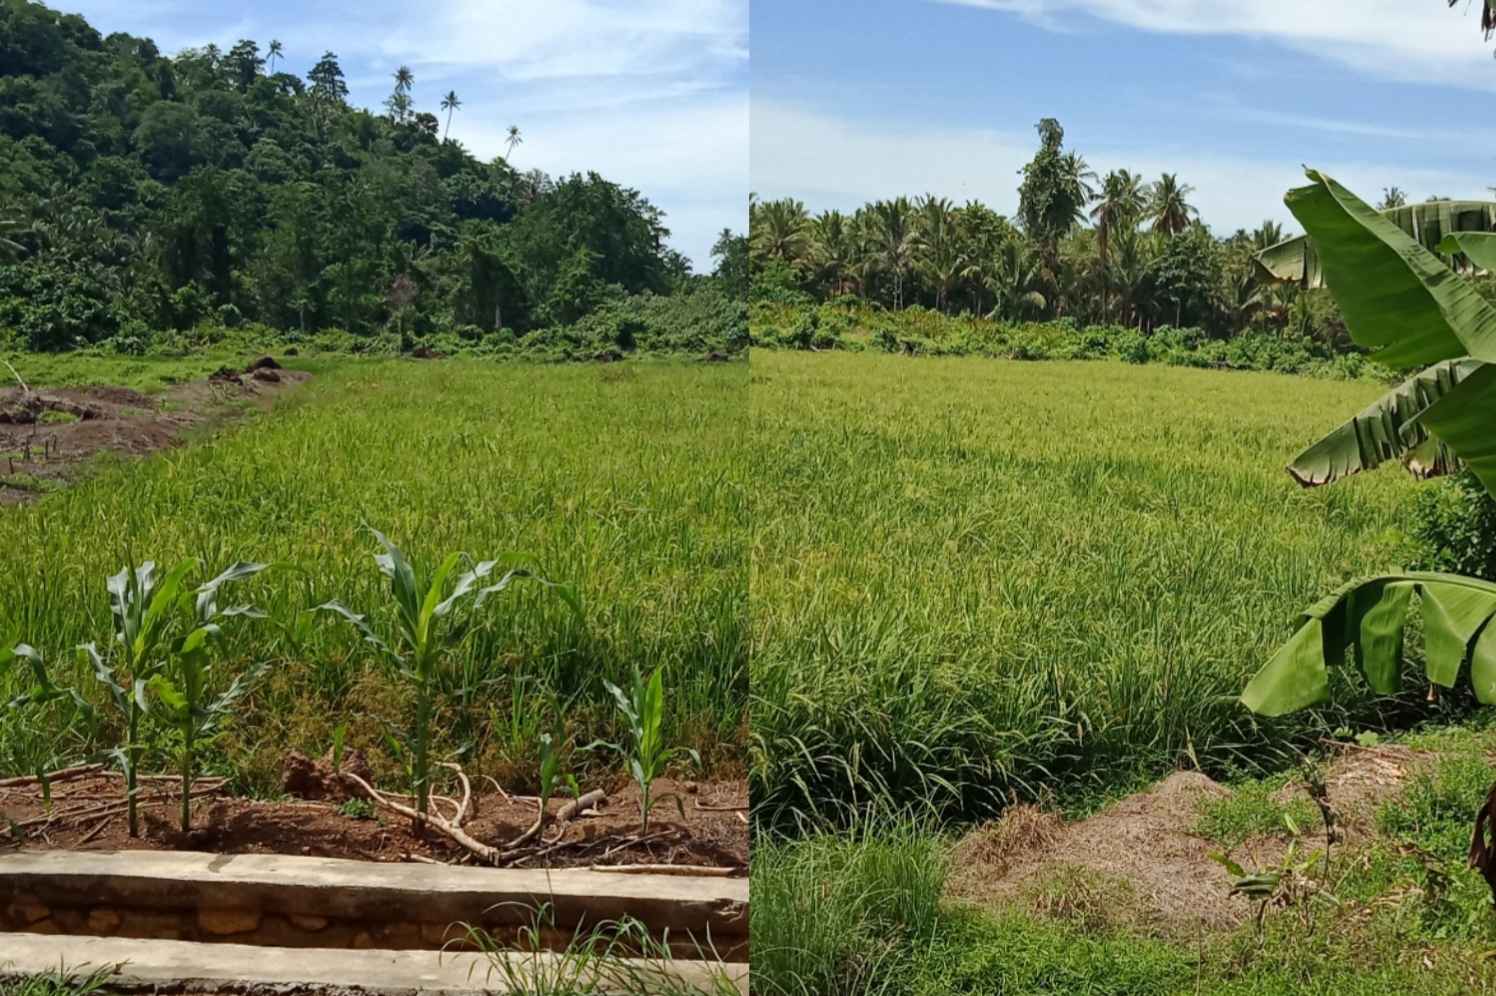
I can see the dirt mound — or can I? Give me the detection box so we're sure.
[246,355,282,371]
[281,749,373,802]
[0,366,310,506]
[948,751,1424,937]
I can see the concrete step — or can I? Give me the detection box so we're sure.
[0,850,747,957]
[0,933,749,994]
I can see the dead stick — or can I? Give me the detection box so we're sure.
[0,764,103,789]
[694,800,749,812]
[588,864,740,877]
[342,771,501,865]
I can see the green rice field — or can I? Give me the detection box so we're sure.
[0,358,748,789]
[750,351,1422,827]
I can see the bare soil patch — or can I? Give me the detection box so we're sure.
[0,761,747,873]
[948,746,1428,937]
[0,357,310,506]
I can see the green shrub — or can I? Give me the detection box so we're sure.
[1410,469,1496,582]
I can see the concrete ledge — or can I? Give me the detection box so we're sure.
[0,933,749,995]
[0,851,747,957]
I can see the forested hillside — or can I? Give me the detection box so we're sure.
[0,0,746,354]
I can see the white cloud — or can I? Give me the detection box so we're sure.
[935,0,1494,85]
[752,99,1496,236]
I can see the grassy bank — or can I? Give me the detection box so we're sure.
[750,351,1420,827]
[751,723,1496,996]
[0,358,748,790]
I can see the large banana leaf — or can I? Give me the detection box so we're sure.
[1286,358,1483,487]
[1440,231,1496,273]
[1283,172,1496,369]
[1255,199,1496,288]
[1241,573,1496,716]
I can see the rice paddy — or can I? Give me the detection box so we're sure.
[0,358,749,791]
[750,351,1421,826]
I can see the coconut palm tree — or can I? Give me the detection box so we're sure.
[751,198,811,264]
[393,65,414,94]
[870,197,918,309]
[983,238,1046,321]
[267,39,283,73]
[1090,169,1147,263]
[915,195,966,313]
[1378,186,1409,210]
[1250,219,1285,252]
[440,90,461,141]
[809,210,855,297]
[505,125,523,160]
[1149,173,1197,237]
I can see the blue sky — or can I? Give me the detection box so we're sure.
[752,0,1496,236]
[58,0,748,270]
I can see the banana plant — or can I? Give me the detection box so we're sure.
[316,528,580,825]
[1242,171,1496,899]
[81,559,267,837]
[598,667,700,833]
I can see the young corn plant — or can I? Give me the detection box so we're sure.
[599,668,700,834]
[81,560,267,837]
[316,528,579,826]
[0,640,93,801]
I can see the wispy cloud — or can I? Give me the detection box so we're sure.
[934,0,1494,86]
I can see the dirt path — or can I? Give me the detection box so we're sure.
[0,357,309,506]
[0,758,748,873]
[947,745,1426,936]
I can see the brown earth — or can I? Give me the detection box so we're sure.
[947,744,1428,937]
[0,760,748,873]
[0,357,310,506]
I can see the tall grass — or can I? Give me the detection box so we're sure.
[0,359,748,788]
[750,352,1420,827]
[750,821,947,996]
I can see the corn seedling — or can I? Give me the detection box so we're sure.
[598,668,700,834]
[316,528,579,825]
[509,721,580,849]
[0,640,92,805]
[80,559,267,837]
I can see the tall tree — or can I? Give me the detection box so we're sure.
[267,39,283,73]
[1018,118,1093,266]
[1378,186,1409,209]
[1090,168,1146,263]
[440,90,461,141]
[870,197,918,310]
[1148,173,1197,237]
[505,125,523,160]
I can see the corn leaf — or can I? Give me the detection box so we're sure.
[1283,172,1496,369]
[1243,573,1496,716]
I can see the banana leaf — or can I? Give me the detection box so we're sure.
[1286,358,1483,487]
[1283,172,1496,369]
[1255,199,1496,288]
[1440,231,1496,274]
[1241,573,1496,716]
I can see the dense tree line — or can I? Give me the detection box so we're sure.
[751,118,1363,347]
[0,0,744,352]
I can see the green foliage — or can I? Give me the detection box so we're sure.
[599,667,699,833]
[750,300,1380,380]
[1411,469,1496,582]
[751,351,1414,828]
[0,360,748,789]
[0,1,741,352]
[316,529,577,822]
[1195,779,1321,850]
[750,823,947,996]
